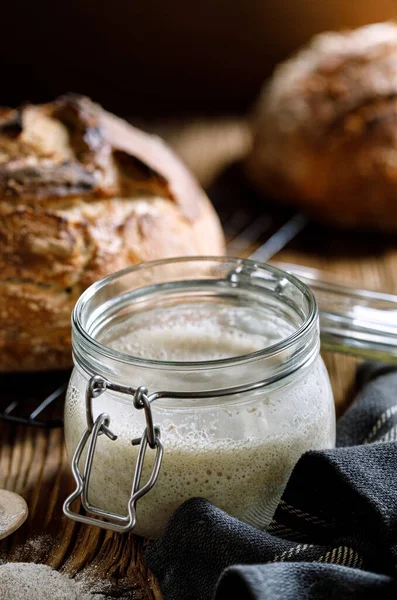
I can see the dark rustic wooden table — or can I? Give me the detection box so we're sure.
[1,117,396,598]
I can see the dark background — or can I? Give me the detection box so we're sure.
[2,0,397,116]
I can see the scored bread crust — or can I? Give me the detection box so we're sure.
[245,22,397,231]
[0,94,224,372]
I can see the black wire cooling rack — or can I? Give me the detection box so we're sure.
[0,167,308,428]
[0,370,70,428]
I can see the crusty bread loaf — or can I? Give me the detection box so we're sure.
[245,22,397,231]
[0,94,224,372]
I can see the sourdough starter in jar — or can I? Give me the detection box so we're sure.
[65,303,335,538]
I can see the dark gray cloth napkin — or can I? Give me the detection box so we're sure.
[145,363,397,600]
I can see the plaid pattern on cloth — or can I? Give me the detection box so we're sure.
[145,364,397,599]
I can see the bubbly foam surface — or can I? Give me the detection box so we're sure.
[100,303,295,361]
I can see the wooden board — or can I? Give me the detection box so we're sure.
[1,117,396,598]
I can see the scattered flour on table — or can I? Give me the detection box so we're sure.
[0,563,107,600]
[0,537,134,598]
[5,535,57,563]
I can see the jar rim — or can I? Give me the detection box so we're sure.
[72,256,318,372]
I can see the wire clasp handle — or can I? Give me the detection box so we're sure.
[63,375,163,533]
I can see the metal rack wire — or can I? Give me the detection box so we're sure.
[0,371,69,428]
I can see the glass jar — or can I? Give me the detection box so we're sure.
[63,257,335,539]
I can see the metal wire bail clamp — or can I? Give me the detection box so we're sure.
[63,375,164,533]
